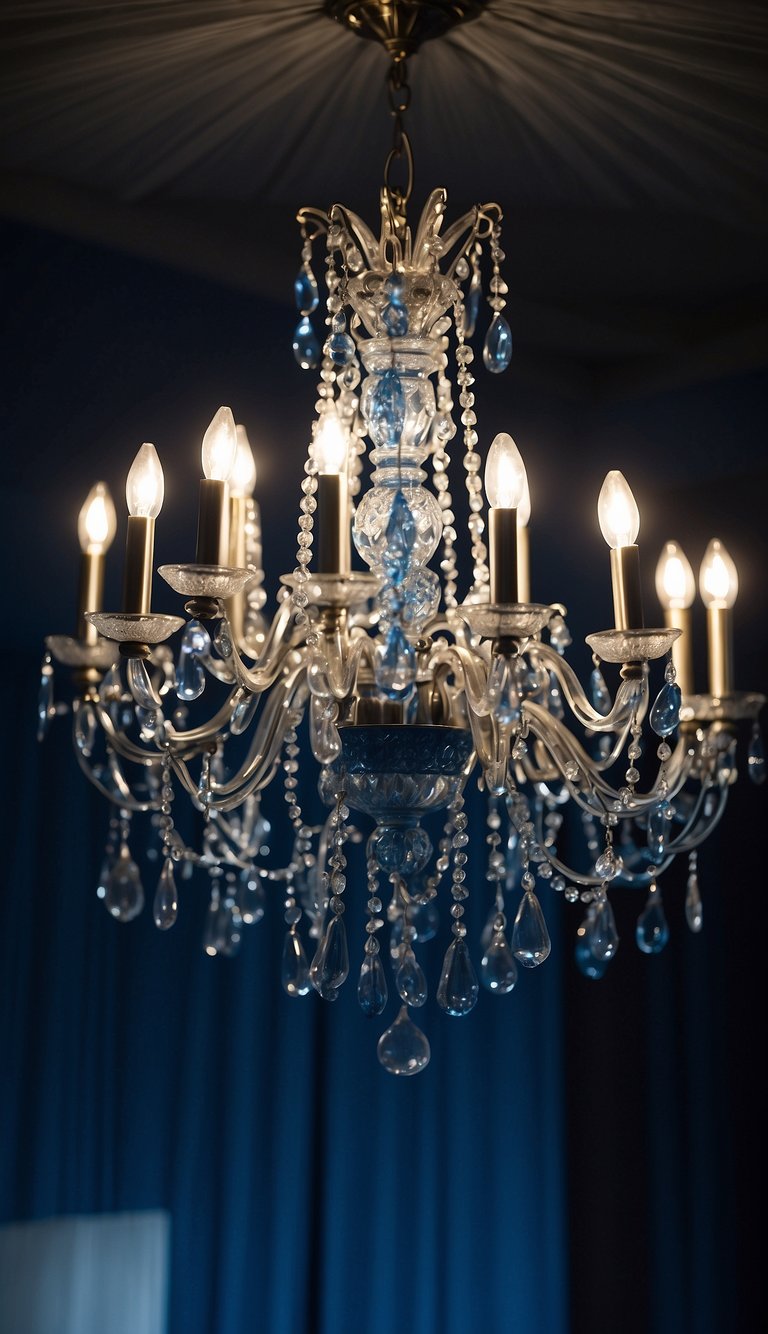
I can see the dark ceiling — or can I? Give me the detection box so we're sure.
[1,0,767,397]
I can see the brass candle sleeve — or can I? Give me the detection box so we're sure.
[707,606,733,697]
[316,473,350,574]
[517,524,530,604]
[489,507,518,605]
[610,544,644,631]
[77,552,105,644]
[663,607,694,697]
[227,495,248,647]
[122,516,154,615]
[196,478,230,566]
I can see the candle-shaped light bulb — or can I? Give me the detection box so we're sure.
[700,538,738,697]
[485,433,527,605]
[699,538,738,609]
[656,540,695,695]
[598,470,640,549]
[517,471,531,529]
[126,443,164,519]
[485,433,527,510]
[313,409,348,475]
[313,410,350,573]
[516,471,532,601]
[201,406,237,482]
[655,540,695,610]
[230,424,257,499]
[76,481,117,641]
[197,408,236,564]
[78,482,116,555]
[598,470,643,630]
[123,443,164,615]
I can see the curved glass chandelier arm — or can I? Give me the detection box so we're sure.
[227,597,301,693]
[534,642,649,733]
[327,203,381,270]
[92,702,162,767]
[73,738,156,813]
[308,632,376,703]
[439,201,503,279]
[199,649,236,686]
[171,668,309,812]
[667,782,730,854]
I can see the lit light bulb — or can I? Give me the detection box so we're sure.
[655,540,695,611]
[78,482,117,555]
[126,443,164,519]
[230,424,257,498]
[597,471,640,549]
[201,406,237,482]
[313,410,348,475]
[699,538,738,609]
[485,433,527,509]
[517,471,531,528]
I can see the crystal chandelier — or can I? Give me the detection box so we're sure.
[39,0,765,1076]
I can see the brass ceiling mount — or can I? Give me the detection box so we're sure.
[325,0,489,60]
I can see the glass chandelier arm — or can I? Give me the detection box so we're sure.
[226,597,301,693]
[92,701,163,766]
[666,783,729,854]
[534,642,648,733]
[72,739,156,813]
[438,201,503,279]
[199,649,236,685]
[326,203,380,269]
[308,633,375,702]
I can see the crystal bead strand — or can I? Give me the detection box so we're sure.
[436,791,479,1014]
[152,751,179,929]
[685,851,703,932]
[453,308,489,599]
[358,849,388,1015]
[103,808,144,923]
[509,803,552,967]
[309,785,350,999]
[36,652,54,740]
[279,708,313,995]
[482,221,513,373]
[431,359,459,608]
[393,875,428,1008]
[480,798,518,993]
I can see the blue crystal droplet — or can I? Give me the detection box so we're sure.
[293,315,320,370]
[586,895,619,961]
[328,331,356,366]
[574,923,610,979]
[369,368,405,445]
[358,951,389,1016]
[384,489,416,585]
[375,624,416,700]
[511,891,551,967]
[282,929,311,997]
[382,302,409,336]
[590,666,611,715]
[384,272,405,303]
[294,265,318,314]
[395,947,428,1007]
[310,914,349,996]
[483,313,513,373]
[650,680,682,736]
[436,937,479,1016]
[480,930,518,993]
[636,887,669,954]
[748,724,765,785]
[377,1005,431,1076]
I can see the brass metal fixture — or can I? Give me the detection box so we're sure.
[325,0,488,59]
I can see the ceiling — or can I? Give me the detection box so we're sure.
[1,0,767,397]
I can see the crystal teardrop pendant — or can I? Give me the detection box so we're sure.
[574,919,611,979]
[436,937,479,1015]
[384,489,416,586]
[328,331,356,365]
[590,666,611,715]
[480,930,518,993]
[511,891,552,967]
[231,690,259,736]
[374,624,416,700]
[237,867,265,925]
[395,947,428,1007]
[104,844,144,923]
[309,914,349,997]
[358,951,388,1016]
[292,315,320,370]
[636,886,669,954]
[281,929,311,997]
[152,859,179,930]
[377,1005,431,1076]
[483,313,512,373]
[650,680,682,736]
[586,894,619,961]
[462,267,482,338]
[74,701,97,756]
[368,367,405,446]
